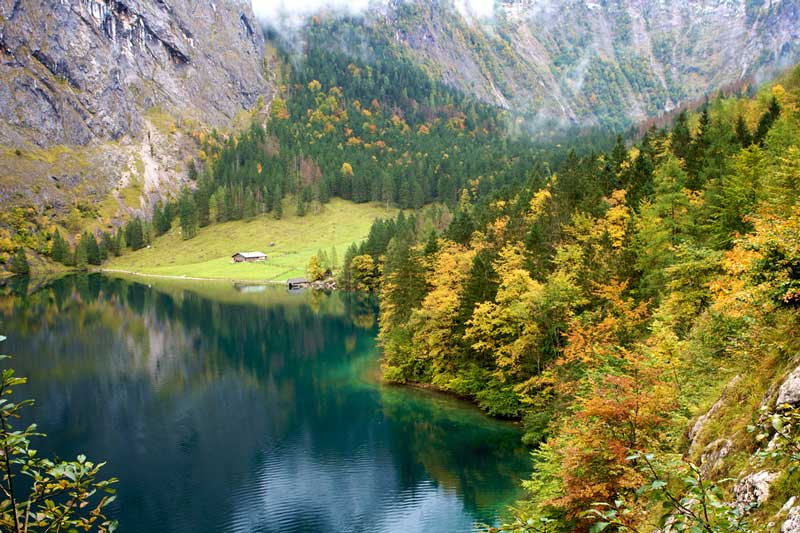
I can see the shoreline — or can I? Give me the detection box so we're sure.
[385,378,524,424]
[100,268,290,285]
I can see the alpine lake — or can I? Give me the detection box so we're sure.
[0,274,529,532]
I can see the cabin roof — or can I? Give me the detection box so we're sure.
[287,277,309,284]
[233,251,267,259]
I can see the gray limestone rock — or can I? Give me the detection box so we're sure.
[777,365,800,407]
[0,0,268,146]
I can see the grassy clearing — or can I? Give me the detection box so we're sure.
[105,198,397,282]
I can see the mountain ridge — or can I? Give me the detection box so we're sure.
[350,0,800,130]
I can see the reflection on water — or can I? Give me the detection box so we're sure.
[0,275,529,532]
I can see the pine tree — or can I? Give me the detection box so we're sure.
[179,187,198,240]
[84,232,101,266]
[754,96,781,145]
[381,235,426,328]
[243,189,257,220]
[9,247,29,275]
[424,230,439,256]
[114,227,125,256]
[686,107,711,188]
[126,217,145,250]
[153,201,166,236]
[273,184,283,219]
[671,110,692,161]
[340,243,359,288]
[610,134,628,177]
[100,231,113,261]
[50,230,70,264]
[735,115,752,147]
[74,239,88,270]
[330,246,338,271]
[196,187,211,226]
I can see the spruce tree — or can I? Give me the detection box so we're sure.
[100,232,113,261]
[687,107,711,189]
[273,184,283,219]
[424,230,439,256]
[196,187,211,226]
[671,110,692,161]
[50,231,70,264]
[735,115,752,147]
[179,187,198,240]
[754,96,781,145]
[610,134,628,176]
[9,247,29,275]
[153,201,166,236]
[114,227,125,256]
[127,217,144,250]
[330,246,338,271]
[74,239,88,270]
[84,232,102,266]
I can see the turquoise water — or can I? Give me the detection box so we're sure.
[0,275,529,532]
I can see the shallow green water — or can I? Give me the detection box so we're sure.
[0,275,529,532]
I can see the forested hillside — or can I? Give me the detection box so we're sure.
[4,0,797,276]
[340,66,800,532]
[276,0,800,131]
[23,13,613,274]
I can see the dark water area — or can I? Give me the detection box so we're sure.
[0,274,529,532]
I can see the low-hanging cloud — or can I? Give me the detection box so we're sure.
[251,0,496,26]
[252,0,371,24]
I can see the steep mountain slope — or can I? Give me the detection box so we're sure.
[0,0,267,146]
[0,0,271,221]
[377,0,800,129]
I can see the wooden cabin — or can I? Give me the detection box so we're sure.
[232,251,267,263]
[287,277,309,289]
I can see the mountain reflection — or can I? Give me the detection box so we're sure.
[0,275,527,532]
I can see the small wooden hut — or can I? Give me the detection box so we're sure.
[232,251,267,263]
[287,277,309,289]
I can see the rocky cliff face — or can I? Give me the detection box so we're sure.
[0,0,268,147]
[0,0,271,223]
[384,0,800,129]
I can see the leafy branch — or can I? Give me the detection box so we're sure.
[0,336,118,533]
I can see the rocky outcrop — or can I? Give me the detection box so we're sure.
[0,0,268,147]
[699,438,733,476]
[777,365,800,407]
[688,375,741,455]
[734,471,780,512]
[783,505,800,532]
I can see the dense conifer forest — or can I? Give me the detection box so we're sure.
[338,66,800,532]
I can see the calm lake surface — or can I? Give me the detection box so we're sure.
[0,275,529,533]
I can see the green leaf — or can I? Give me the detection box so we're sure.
[589,521,610,533]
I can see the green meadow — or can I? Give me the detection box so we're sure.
[105,198,396,282]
